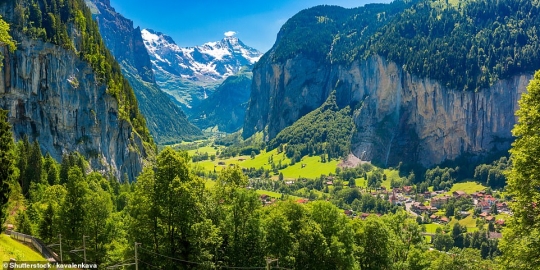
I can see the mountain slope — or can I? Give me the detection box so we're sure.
[189,68,252,133]
[141,29,262,111]
[0,0,153,181]
[244,0,539,167]
[268,91,354,162]
[86,0,202,144]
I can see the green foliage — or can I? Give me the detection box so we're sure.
[433,231,454,252]
[424,166,458,190]
[268,92,354,162]
[10,142,501,268]
[7,0,153,145]
[268,2,409,64]
[270,0,540,91]
[474,157,510,189]
[499,70,540,269]
[0,15,16,68]
[0,110,15,227]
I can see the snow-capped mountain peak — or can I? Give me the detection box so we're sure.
[141,29,262,84]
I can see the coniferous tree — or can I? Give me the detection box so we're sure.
[39,203,55,242]
[0,110,15,227]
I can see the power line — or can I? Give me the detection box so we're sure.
[138,247,205,266]
[138,246,274,269]
[138,260,161,269]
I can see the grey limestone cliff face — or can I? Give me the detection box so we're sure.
[244,55,530,167]
[0,36,145,180]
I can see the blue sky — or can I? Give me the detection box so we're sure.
[109,0,392,53]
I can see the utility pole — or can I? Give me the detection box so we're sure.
[83,235,88,263]
[134,242,139,270]
[265,258,278,270]
[59,234,63,264]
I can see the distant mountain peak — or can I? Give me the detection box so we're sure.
[141,28,262,84]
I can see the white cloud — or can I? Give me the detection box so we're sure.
[224,31,237,37]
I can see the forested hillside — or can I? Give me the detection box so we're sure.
[268,92,354,162]
[269,0,540,91]
[189,68,253,133]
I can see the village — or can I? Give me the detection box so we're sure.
[257,182,512,241]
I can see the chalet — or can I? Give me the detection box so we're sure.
[412,202,429,213]
[496,219,506,226]
[479,212,489,218]
[344,210,353,216]
[423,191,433,199]
[496,202,508,211]
[453,190,467,198]
[297,198,309,204]
[326,181,334,185]
[484,195,497,206]
[485,216,495,222]
[264,199,277,206]
[361,213,370,220]
[430,206,438,213]
[476,201,491,211]
[431,196,451,208]
[260,194,269,200]
[440,217,449,223]
[459,211,471,217]
[430,214,439,220]
[472,191,486,199]
[403,186,413,194]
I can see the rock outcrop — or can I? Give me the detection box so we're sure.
[244,54,530,167]
[0,36,146,180]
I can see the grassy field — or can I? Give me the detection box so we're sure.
[424,223,443,234]
[187,146,221,156]
[447,181,486,195]
[0,234,46,262]
[241,149,290,170]
[280,156,339,179]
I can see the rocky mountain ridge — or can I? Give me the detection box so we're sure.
[141,29,262,111]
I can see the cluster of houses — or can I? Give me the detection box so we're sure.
[405,189,510,227]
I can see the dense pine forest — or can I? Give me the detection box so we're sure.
[270,0,540,91]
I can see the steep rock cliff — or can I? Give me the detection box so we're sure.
[0,36,146,180]
[245,54,530,167]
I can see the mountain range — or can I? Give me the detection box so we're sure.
[85,0,202,144]
[141,29,262,111]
